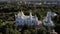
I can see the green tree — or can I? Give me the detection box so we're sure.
[37,26,46,34]
[24,30,31,34]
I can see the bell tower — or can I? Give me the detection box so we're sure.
[29,12,32,20]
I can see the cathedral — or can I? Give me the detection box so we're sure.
[15,11,40,27]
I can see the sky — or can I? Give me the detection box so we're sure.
[0,0,60,1]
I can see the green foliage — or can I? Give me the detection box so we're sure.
[24,30,31,34]
[0,33,2,34]
[0,2,60,34]
[37,26,47,34]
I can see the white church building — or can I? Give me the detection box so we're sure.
[15,11,40,27]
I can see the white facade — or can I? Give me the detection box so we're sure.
[15,11,39,27]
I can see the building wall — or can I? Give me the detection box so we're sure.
[15,13,38,27]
